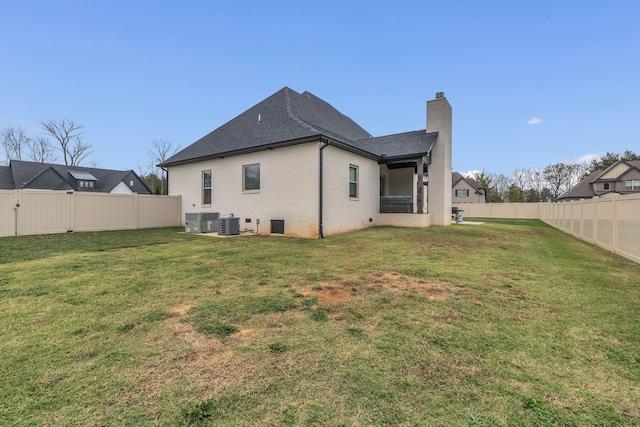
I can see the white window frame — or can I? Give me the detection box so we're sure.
[625,180,640,191]
[349,165,359,199]
[243,163,260,192]
[202,170,212,205]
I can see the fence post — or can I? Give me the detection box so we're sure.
[592,197,597,245]
[14,189,20,236]
[134,193,139,230]
[67,191,74,233]
[612,194,618,254]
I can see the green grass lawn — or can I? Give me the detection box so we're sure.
[1,221,639,426]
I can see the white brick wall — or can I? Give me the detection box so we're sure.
[322,145,379,236]
[168,143,321,238]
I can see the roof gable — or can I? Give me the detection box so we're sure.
[22,166,71,190]
[162,87,373,166]
[599,162,630,180]
[451,172,483,193]
[161,87,437,167]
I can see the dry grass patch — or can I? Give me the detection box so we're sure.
[299,271,450,305]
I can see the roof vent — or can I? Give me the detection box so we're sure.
[435,92,445,99]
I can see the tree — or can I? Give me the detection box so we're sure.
[147,139,179,195]
[27,136,56,163]
[493,174,512,203]
[543,163,579,202]
[40,119,92,166]
[469,170,513,203]
[527,168,546,202]
[511,169,532,202]
[1,126,29,164]
[583,150,640,177]
[507,183,521,203]
[471,170,495,202]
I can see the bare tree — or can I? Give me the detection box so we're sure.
[27,136,57,163]
[1,126,29,164]
[147,139,179,195]
[528,168,545,201]
[543,163,578,202]
[493,173,512,202]
[512,169,531,202]
[39,119,92,166]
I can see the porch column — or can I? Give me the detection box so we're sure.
[416,158,424,214]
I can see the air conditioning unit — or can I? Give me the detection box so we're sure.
[218,215,240,236]
[185,221,200,233]
[200,212,220,233]
[185,212,220,233]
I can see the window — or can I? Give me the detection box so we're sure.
[243,164,260,191]
[78,180,95,189]
[202,170,212,205]
[626,180,640,191]
[349,165,358,198]
[456,189,469,197]
[603,183,610,191]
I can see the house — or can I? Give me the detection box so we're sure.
[559,160,640,201]
[452,172,485,204]
[160,87,452,238]
[0,160,151,194]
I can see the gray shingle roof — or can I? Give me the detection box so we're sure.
[452,172,484,193]
[349,131,437,159]
[559,160,640,200]
[161,87,436,166]
[0,166,14,189]
[3,160,151,194]
[558,171,602,200]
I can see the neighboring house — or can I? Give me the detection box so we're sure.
[0,160,151,194]
[559,160,640,201]
[160,87,452,238]
[452,172,485,204]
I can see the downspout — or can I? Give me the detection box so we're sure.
[318,139,330,239]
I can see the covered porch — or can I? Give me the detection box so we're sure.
[379,157,429,214]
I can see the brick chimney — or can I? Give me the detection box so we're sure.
[427,92,452,226]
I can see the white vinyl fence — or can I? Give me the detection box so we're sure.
[454,202,542,219]
[1,190,182,237]
[540,194,640,264]
[456,195,640,265]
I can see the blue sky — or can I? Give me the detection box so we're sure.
[1,1,639,175]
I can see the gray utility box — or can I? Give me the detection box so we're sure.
[218,216,240,236]
[185,212,220,233]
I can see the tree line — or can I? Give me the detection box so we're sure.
[1,119,90,166]
[470,150,640,203]
[1,120,178,195]
[4,119,635,200]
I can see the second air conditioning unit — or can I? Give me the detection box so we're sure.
[218,214,240,236]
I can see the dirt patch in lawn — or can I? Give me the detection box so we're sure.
[300,271,448,304]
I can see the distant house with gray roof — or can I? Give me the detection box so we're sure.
[559,160,640,201]
[0,160,151,194]
[452,172,486,204]
[160,87,453,238]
